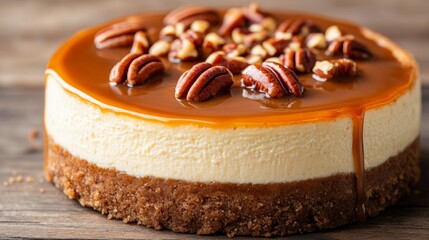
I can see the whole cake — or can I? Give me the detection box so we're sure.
[44,4,421,237]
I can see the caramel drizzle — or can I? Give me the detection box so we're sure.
[352,109,366,221]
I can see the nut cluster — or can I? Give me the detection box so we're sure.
[94,4,374,101]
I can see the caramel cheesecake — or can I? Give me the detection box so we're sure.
[44,4,420,237]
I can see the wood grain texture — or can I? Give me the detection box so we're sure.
[0,0,428,86]
[0,0,428,239]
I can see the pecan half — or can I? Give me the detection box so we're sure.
[312,58,357,81]
[241,61,304,98]
[110,53,164,86]
[276,19,322,38]
[94,21,146,49]
[164,6,220,27]
[326,35,372,60]
[280,48,316,73]
[205,51,249,74]
[175,62,233,102]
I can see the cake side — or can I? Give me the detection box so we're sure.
[44,136,420,237]
[44,74,420,184]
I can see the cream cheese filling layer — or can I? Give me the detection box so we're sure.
[44,75,421,184]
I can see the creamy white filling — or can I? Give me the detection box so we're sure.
[44,75,421,184]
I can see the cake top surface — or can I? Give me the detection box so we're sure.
[47,6,417,126]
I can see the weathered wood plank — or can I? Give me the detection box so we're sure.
[0,87,428,239]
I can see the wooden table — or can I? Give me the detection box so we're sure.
[1,0,428,239]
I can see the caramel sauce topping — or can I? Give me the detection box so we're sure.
[47,12,416,127]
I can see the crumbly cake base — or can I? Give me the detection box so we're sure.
[45,137,420,237]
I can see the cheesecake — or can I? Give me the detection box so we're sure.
[44,4,420,237]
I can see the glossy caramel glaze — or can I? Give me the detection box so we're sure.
[46,11,417,127]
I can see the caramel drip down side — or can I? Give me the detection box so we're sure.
[351,109,366,221]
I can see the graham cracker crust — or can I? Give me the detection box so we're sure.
[45,137,420,237]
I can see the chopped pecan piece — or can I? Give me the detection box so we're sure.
[130,31,150,54]
[202,32,226,56]
[169,30,205,62]
[149,40,171,57]
[232,28,269,47]
[250,44,269,59]
[175,62,233,102]
[249,17,277,33]
[325,25,343,42]
[262,38,292,56]
[222,43,248,57]
[242,61,304,98]
[305,33,327,49]
[205,51,249,74]
[94,20,146,49]
[110,53,164,87]
[312,58,357,81]
[326,35,372,60]
[276,19,322,38]
[190,20,211,33]
[280,48,316,73]
[159,24,183,42]
[164,6,219,27]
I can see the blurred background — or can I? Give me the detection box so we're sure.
[0,0,428,87]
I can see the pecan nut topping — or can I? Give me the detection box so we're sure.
[130,31,151,54]
[280,48,316,73]
[205,51,249,74]
[241,3,266,23]
[242,61,304,98]
[312,58,357,81]
[175,62,233,102]
[169,30,205,62]
[202,32,226,56]
[276,19,322,38]
[94,20,147,49]
[110,53,164,87]
[218,8,246,36]
[326,35,372,60]
[164,6,220,27]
